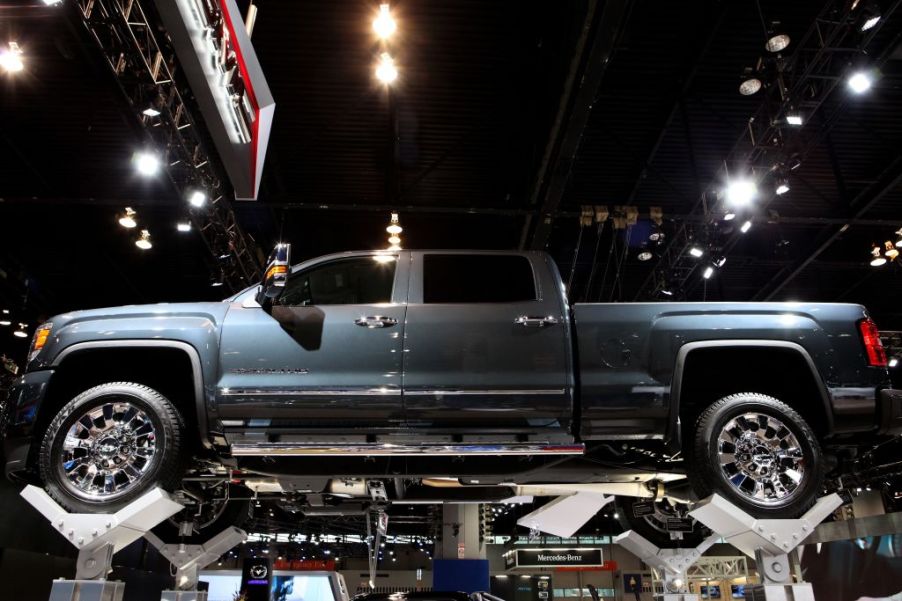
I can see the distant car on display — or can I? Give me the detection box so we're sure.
[3,245,901,545]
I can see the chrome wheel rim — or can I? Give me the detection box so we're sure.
[58,400,158,501]
[717,412,806,506]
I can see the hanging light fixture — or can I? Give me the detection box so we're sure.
[386,212,402,250]
[0,42,24,74]
[884,240,899,261]
[375,53,398,84]
[894,227,902,248]
[870,244,887,267]
[118,207,138,228]
[372,3,397,39]
[765,33,791,53]
[135,229,153,250]
[13,323,28,338]
[637,250,653,261]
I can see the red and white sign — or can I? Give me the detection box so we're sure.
[154,0,275,200]
[457,543,466,559]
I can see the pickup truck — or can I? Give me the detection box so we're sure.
[4,246,901,546]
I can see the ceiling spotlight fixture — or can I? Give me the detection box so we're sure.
[0,317,11,327]
[142,107,161,117]
[375,53,398,84]
[386,213,403,235]
[637,250,654,262]
[713,256,727,268]
[135,229,153,250]
[740,220,752,233]
[884,240,899,261]
[0,42,24,74]
[870,244,887,267]
[739,76,762,96]
[775,178,790,195]
[889,357,899,368]
[894,228,902,248]
[660,289,674,297]
[765,33,791,53]
[859,3,882,31]
[848,70,873,94]
[176,221,192,232]
[786,112,803,126]
[373,3,397,39]
[725,178,758,207]
[134,151,160,176]
[388,235,401,245]
[689,246,704,258]
[13,323,28,338]
[118,207,138,228]
[724,211,736,221]
[188,190,207,207]
[702,265,715,280]
[42,0,63,5]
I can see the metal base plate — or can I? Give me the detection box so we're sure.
[48,579,125,601]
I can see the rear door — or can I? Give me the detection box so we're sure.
[402,252,571,432]
[217,252,408,429]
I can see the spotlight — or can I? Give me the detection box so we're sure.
[740,220,752,233]
[724,211,736,221]
[637,250,653,261]
[739,77,762,96]
[188,190,206,207]
[386,212,403,234]
[689,247,704,258]
[176,221,192,232]
[848,71,873,94]
[890,357,899,368]
[134,152,160,176]
[388,235,401,245]
[0,318,11,327]
[894,228,902,248]
[713,255,727,268]
[135,229,153,250]
[870,244,887,267]
[884,240,899,261]
[765,34,791,53]
[142,107,161,117]
[786,113,803,126]
[861,14,881,30]
[0,42,24,73]
[13,323,28,338]
[373,3,397,39]
[375,53,398,84]
[702,265,715,280]
[725,179,758,208]
[660,288,674,297]
[859,3,882,31]
[118,207,138,228]
[42,0,63,5]
[775,179,790,195]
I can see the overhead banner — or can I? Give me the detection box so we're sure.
[154,0,275,200]
[504,548,604,570]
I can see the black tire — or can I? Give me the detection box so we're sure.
[152,484,251,544]
[688,392,824,518]
[39,382,185,513]
[615,497,709,548]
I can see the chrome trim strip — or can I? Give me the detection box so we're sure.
[403,389,566,396]
[219,388,401,396]
[230,442,586,457]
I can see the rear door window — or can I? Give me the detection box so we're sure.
[423,254,537,303]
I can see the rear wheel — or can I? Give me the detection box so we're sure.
[689,392,824,518]
[616,497,708,548]
[39,382,185,514]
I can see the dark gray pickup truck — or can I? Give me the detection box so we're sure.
[4,246,901,545]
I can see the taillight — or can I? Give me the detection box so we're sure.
[858,318,887,367]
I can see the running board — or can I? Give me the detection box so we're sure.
[230,442,585,457]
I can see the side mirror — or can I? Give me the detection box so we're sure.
[256,243,291,306]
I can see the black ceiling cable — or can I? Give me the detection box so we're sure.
[566,223,586,295]
[581,221,606,303]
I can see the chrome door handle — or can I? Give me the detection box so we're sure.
[514,315,558,328]
[355,316,398,328]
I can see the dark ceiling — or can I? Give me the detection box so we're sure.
[2,0,902,363]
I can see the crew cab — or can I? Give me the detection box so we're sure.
[4,247,901,545]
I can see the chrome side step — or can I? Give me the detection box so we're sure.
[230,442,585,457]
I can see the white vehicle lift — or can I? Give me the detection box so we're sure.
[616,493,844,601]
[21,484,247,601]
[145,525,248,601]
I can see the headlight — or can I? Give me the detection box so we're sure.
[28,323,52,361]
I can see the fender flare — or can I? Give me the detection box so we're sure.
[52,339,213,449]
[667,339,835,444]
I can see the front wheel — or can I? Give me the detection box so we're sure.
[39,382,185,514]
[688,392,824,518]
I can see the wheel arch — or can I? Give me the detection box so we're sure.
[668,340,834,445]
[47,340,211,450]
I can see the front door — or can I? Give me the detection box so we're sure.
[402,252,571,435]
[217,253,408,429]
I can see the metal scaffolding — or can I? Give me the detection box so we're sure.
[71,0,261,291]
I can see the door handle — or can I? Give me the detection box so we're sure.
[514,315,559,328]
[355,316,398,328]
